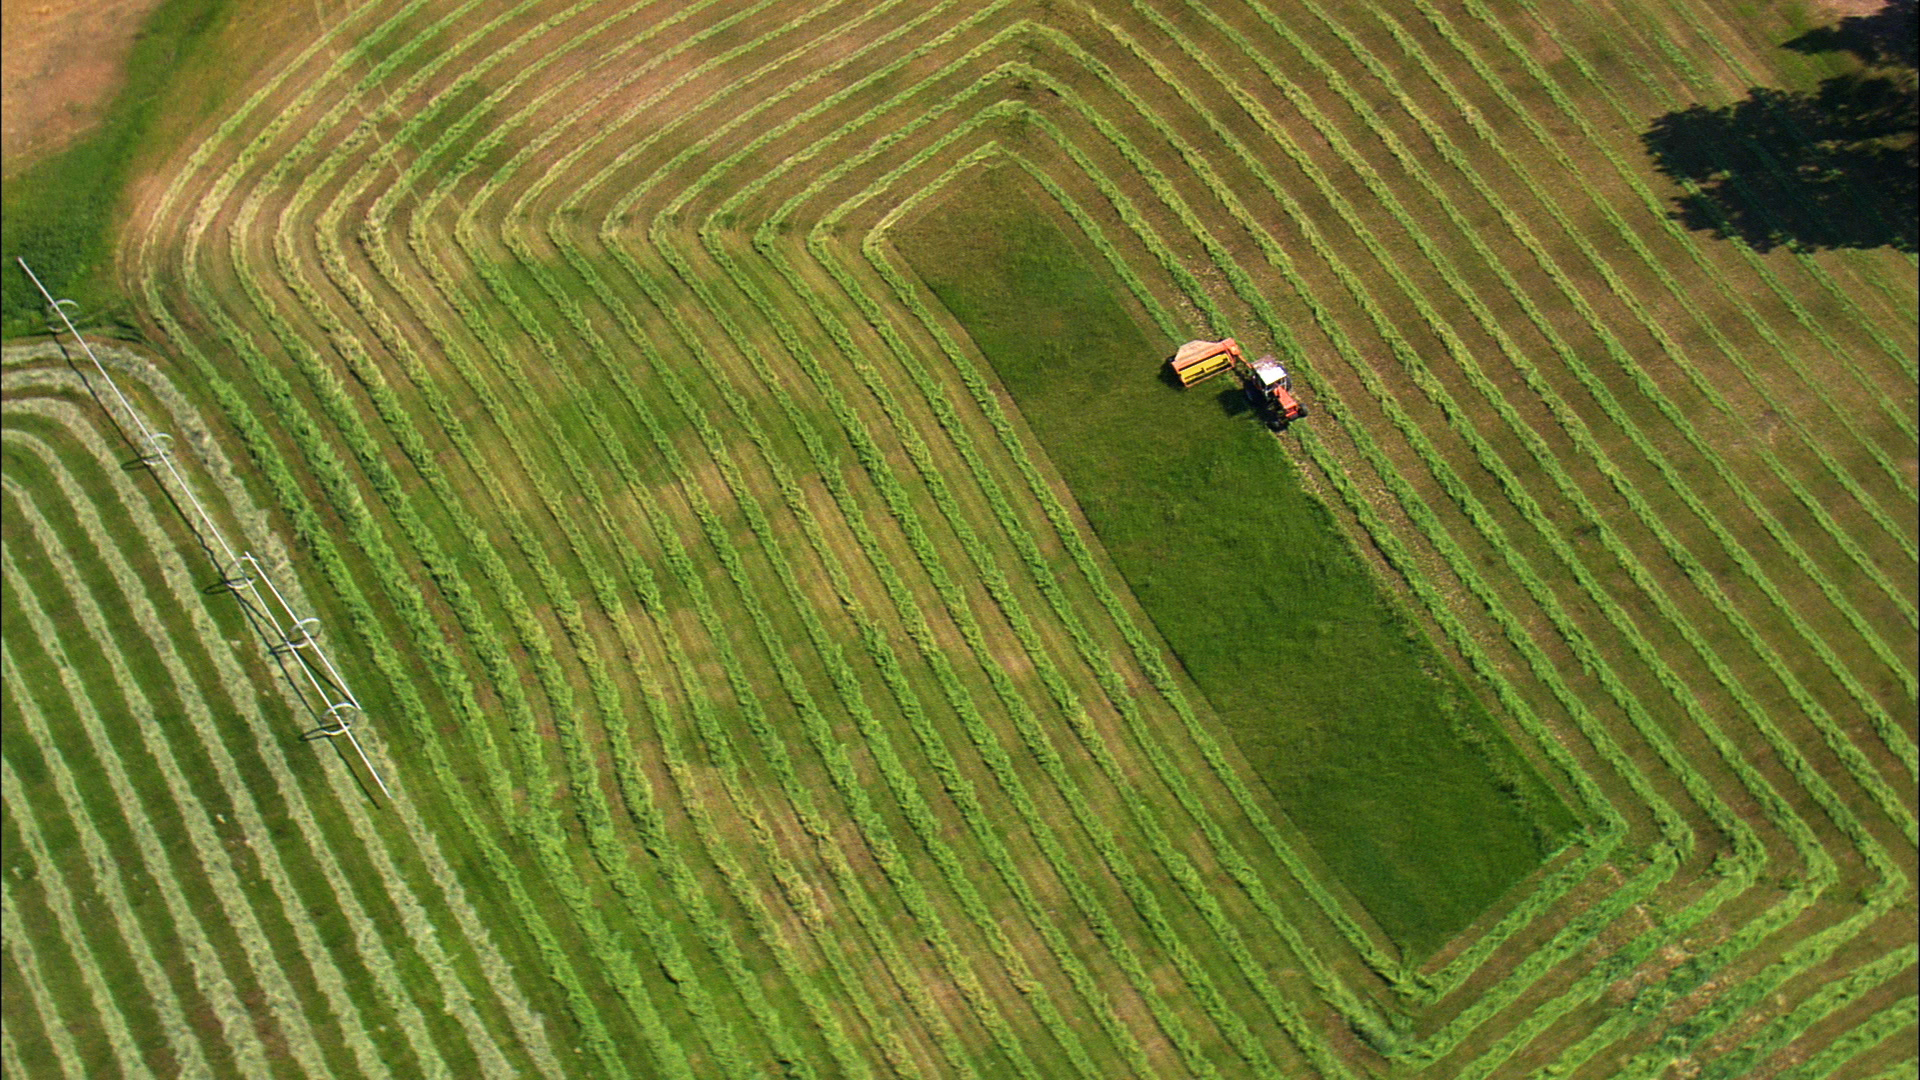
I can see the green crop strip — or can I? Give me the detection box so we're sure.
[879,136,1689,1053]
[873,146,1625,1011]
[381,5,1054,1072]
[864,62,1758,1053]
[2,352,570,1078]
[748,73,1651,1068]
[1216,0,1920,716]
[890,50,1704,1006]
[560,8,1336,1068]
[135,6,702,1068]
[0,884,93,1078]
[0,771,160,1080]
[47,0,1908,1076]
[1343,0,1919,552]
[1,432,455,1078]
[891,173,1568,957]
[1,536,340,1077]
[257,6,1121,1068]
[756,48,1658,1045]
[1081,4,1920,820]
[0,737,213,1078]
[1,395,548,1077]
[957,44,1896,1073]
[1430,0,1919,431]
[667,25,1431,1038]
[614,27,1382,1068]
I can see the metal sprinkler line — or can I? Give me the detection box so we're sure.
[15,257,391,799]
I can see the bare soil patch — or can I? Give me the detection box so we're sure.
[1809,0,1891,16]
[1,0,170,173]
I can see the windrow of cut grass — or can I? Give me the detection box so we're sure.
[0,883,93,1079]
[12,0,1898,1077]
[1202,0,1919,716]
[783,8,1904,1060]
[1059,6,1912,822]
[0,787,160,1080]
[598,22,1390,1075]
[891,174,1570,956]
[487,2,1405,1068]
[3,441,436,1079]
[0,357,586,1078]
[879,29,1896,1060]
[714,27,1443,1014]
[137,9,760,1074]
[637,31,1658,1068]
[0,747,210,1080]
[856,44,1697,968]
[305,5,1117,1071]
[135,4,1159,1068]
[871,123,1728,1060]
[1090,2,1912,1060]
[556,6,1904,1053]
[1,416,546,1080]
[3,345,571,1079]
[139,4,1382,1068]
[2,482,380,1078]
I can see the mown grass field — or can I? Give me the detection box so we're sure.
[2,0,1914,1077]
[893,172,1579,957]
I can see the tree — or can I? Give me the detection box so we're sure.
[1642,0,1916,253]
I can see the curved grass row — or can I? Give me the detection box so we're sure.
[6,0,1899,1076]
[5,348,571,1077]
[756,12,1896,1060]
[890,31,1896,1068]
[0,367,582,1077]
[142,6,1175,1068]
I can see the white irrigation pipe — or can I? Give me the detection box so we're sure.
[15,257,391,798]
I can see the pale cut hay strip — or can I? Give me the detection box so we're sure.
[1,681,219,1078]
[2,437,415,1077]
[1,510,336,1079]
[1,884,91,1080]
[0,639,272,1077]
[3,346,565,1079]
[5,390,509,1078]
[1,762,164,1080]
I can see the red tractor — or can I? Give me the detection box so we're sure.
[1168,339,1308,430]
[1243,354,1308,429]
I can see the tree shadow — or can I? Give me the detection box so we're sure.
[1642,0,1916,252]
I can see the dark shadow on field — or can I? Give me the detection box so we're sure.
[1214,383,1253,417]
[38,331,384,804]
[1157,359,1186,390]
[1641,0,1916,252]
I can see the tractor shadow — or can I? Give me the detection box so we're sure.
[1214,384,1254,418]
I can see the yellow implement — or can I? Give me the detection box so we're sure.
[1175,352,1234,386]
[1169,337,1245,386]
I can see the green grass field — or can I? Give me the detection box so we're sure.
[3,0,1914,1076]
[894,167,1576,957]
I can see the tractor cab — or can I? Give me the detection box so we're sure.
[1245,355,1307,427]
